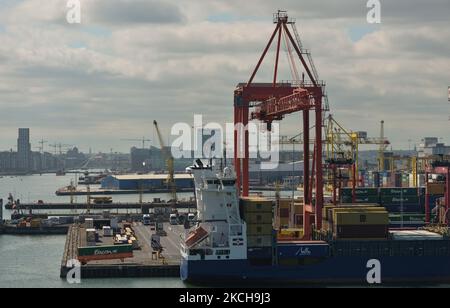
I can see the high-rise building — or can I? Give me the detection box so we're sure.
[17,128,31,172]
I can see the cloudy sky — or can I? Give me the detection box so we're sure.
[0,0,449,153]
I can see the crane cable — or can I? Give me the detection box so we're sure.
[282,26,301,84]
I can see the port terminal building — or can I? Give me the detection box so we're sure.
[101,174,194,190]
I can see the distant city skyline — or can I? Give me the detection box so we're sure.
[0,126,449,155]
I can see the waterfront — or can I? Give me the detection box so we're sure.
[0,173,296,288]
[0,173,188,287]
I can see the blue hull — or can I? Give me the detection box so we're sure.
[181,256,450,284]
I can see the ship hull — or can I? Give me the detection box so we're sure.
[181,256,450,285]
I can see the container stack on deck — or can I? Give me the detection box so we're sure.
[322,205,389,240]
[340,187,431,227]
[240,197,275,265]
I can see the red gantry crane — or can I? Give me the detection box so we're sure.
[234,11,326,235]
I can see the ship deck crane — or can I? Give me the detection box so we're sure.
[153,120,177,203]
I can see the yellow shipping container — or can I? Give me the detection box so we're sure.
[245,212,273,224]
[278,228,303,239]
[279,217,289,228]
[241,197,273,213]
[247,223,273,236]
[330,206,383,222]
[323,205,336,221]
[333,211,389,226]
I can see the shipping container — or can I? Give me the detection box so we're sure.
[279,208,289,218]
[380,188,421,196]
[77,244,133,262]
[341,195,380,204]
[340,188,379,197]
[389,214,426,223]
[245,212,273,224]
[328,206,383,223]
[247,235,273,247]
[333,211,389,226]
[380,195,420,204]
[247,224,273,236]
[427,183,445,195]
[240,197,273,213]
[333,225,388,239]
[384,204,424,214]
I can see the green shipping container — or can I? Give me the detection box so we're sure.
[78,244,133,257]
[380,188,420,196]
[341,195,380,204]
[388,214,426,223]
[380,195,420,204]
[341,188,379,197]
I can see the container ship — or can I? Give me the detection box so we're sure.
[180,161,450,284]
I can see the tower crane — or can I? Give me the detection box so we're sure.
[36,139,48,154]
[377,120,390,171]
[153,120,177,202]
[121,137,151,149]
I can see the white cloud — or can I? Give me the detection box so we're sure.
[0,0,448,152]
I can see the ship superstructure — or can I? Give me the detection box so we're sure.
[181,160,247,264]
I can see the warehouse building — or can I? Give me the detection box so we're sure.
[101,174,194,190]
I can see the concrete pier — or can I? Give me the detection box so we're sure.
[60,222,184,279]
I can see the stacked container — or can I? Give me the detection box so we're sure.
[240,197,274,263]
[379,188,423,213]
[277,198,305,228]
[340,188,379,204]
[331,207,389,240]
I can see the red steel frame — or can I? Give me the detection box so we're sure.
[234,12,325,233]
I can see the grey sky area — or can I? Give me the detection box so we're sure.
[0,0,449,153]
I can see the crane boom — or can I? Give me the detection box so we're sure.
[153,120,177,202]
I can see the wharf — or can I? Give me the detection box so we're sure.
[1,224,69,235]
[5,200,196,211]
[60,222,183,279]
[56,187,194,196]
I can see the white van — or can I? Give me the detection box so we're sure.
[188,213,196,222]
[169,214,178,225]
[143,214,151,226]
